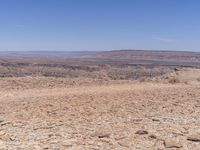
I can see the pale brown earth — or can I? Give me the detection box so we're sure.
[0,68,200,149]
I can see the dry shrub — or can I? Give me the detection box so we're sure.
[139,77,149,82]
[168,77,180,84]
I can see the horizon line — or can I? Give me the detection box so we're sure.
[0,49,199,53]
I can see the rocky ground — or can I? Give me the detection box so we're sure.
[0,68,200,149]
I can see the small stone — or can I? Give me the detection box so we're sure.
[118,139,130,148]
[187,134,200,142]
[135,130,148,135]
[114,135,126,140]
[170,127,186,135]
[98,133,110,138]
[152,118,160,122]
[0,140,6,149]
[91,127,111,138]
[9,136,16,141]
[149,134,157,139]
[164,139,182,148]
[87,140,94,145]
[0,131,6,136]
[0,131,7,140]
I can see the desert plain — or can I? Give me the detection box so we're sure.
[0,50,200,149]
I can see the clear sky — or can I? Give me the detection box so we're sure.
[0,0,200,51]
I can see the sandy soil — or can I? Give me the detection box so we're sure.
[0,68,200,149]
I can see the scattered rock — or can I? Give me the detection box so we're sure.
[170,128,185,136]
[164,139,182,148]
[114,135,127,140]
[9,136,16,141]
[187,134,200,142]
[87,140,94,145]
[0,122,11,127]
[152,118,160,122]
[98,133,110,138]
[149,134,157,139]
[118,139,130,148]
[135,130,148,135]
[0,131,7,140]
[132,118,143,123]
[91,127,111,138]
[12,122,25,127]
[0,131,6,137]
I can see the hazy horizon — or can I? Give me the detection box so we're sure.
[1,0,200,52]
[0,49,200,53]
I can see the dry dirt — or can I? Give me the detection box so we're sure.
[0,68,200,149]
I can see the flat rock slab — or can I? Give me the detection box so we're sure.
[135,130,148,135]
[187,134,200,142]
[164,139,182,148]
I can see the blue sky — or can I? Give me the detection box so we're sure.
[0,0,200,51]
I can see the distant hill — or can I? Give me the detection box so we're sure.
[95,50,200,63]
